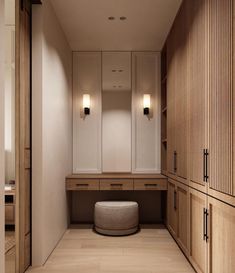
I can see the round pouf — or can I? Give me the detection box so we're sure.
[94,201,139,236]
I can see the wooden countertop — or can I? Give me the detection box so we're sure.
[66,173,167,179]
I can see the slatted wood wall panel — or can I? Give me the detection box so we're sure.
[209,0,233,195]
[174,1,189,179]
[16,0,31,271]
[188,0,208,187]
[167,25,177,175]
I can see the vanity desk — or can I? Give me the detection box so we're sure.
[66,174,168,224]
[66,173,167,191]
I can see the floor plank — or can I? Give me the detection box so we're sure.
[27,226,194,273]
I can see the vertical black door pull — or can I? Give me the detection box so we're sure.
[203,208,209,241]
[203,149,209,182]
[174,151,177,173]
[174,190,177,210]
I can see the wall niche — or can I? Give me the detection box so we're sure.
[73,51,161,174]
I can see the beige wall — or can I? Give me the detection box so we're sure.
[32,0,73,266]
[0,0,5,270]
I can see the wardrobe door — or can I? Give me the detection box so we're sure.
[167,28,176,175]
[189,188,208,273]
[208,197,235,273]
[208,0,234,199]
[167,179,178,237]
[174,1,189,180]
[177,182,189,254]
[188,0,208,191]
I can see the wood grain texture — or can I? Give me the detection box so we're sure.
[15,0,31,271]
[189,188,207,273]
[188,0,209,190]
[167,180,178,237]
[26,227,195,273]
[100,179,133,191]
[209,0,234,196]
[208,197,235,273]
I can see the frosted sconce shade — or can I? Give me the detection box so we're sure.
[143,94,150,115]
[83,94,90,115]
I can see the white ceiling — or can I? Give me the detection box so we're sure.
[50,0,182,51]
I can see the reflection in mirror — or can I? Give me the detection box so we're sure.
[4,0,16,272]
[102,52,132,172]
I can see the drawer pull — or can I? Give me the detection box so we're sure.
[145,183,158,187]
[110,184,123,187]
[76,183,89,187]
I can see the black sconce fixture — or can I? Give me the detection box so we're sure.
[83,94,90,115]
[143,94,150,115]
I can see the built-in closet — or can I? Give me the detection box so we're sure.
[162,0,235,272]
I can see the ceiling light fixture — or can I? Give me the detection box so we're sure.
[108,16,115,20]
[120,16,127,20]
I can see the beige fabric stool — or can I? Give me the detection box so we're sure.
[94,201,139,236]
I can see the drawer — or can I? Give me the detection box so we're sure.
[66,179,99,191]
[100,179,133,191]
[134,179,167,191]
[5,205,15,223]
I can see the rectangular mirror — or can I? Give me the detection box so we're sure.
[4,0,16,272]
[102,52,132,172]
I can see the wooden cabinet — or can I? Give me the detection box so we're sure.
[167,1,188,180]
[188,0,208,192]
[167,26,177,176]
[208,0,234,198]
[208,197,235,273]
[189,187,208,273]
[177,182,189,254]
[167,179,189,255]
[167,180,178,237]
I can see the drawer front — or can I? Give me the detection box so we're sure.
[134,179,167,191]
[5,205,15,223]
[100,179,133,190]
[66,179,99,191]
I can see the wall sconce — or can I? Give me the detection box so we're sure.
[143,94,150,115]
[83,94,90,115]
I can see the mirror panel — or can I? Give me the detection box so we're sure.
[4,0,16,272]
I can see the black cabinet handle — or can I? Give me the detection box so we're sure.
[174,151,177,173]
[203,149,209,182]
[145,184,157,187]
[110,184,123,187]
[76,183,89,187]
[174,190,177,210]
[203,208,209,241]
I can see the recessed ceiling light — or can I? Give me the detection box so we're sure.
[108,16,115,20]
[120,16,127,20]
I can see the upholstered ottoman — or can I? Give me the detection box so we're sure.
[94,201,139,236]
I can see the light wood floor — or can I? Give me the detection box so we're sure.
[27,225,195,273]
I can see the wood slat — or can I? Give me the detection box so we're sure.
[209,0,233,196]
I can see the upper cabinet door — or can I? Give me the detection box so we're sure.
[132,52,161,173]
[73,52,102,173]
[208,0,234,198]
[188,0,208,191]
[167,28,177,175]
[167,1,189,180]
[174,1,189,180]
